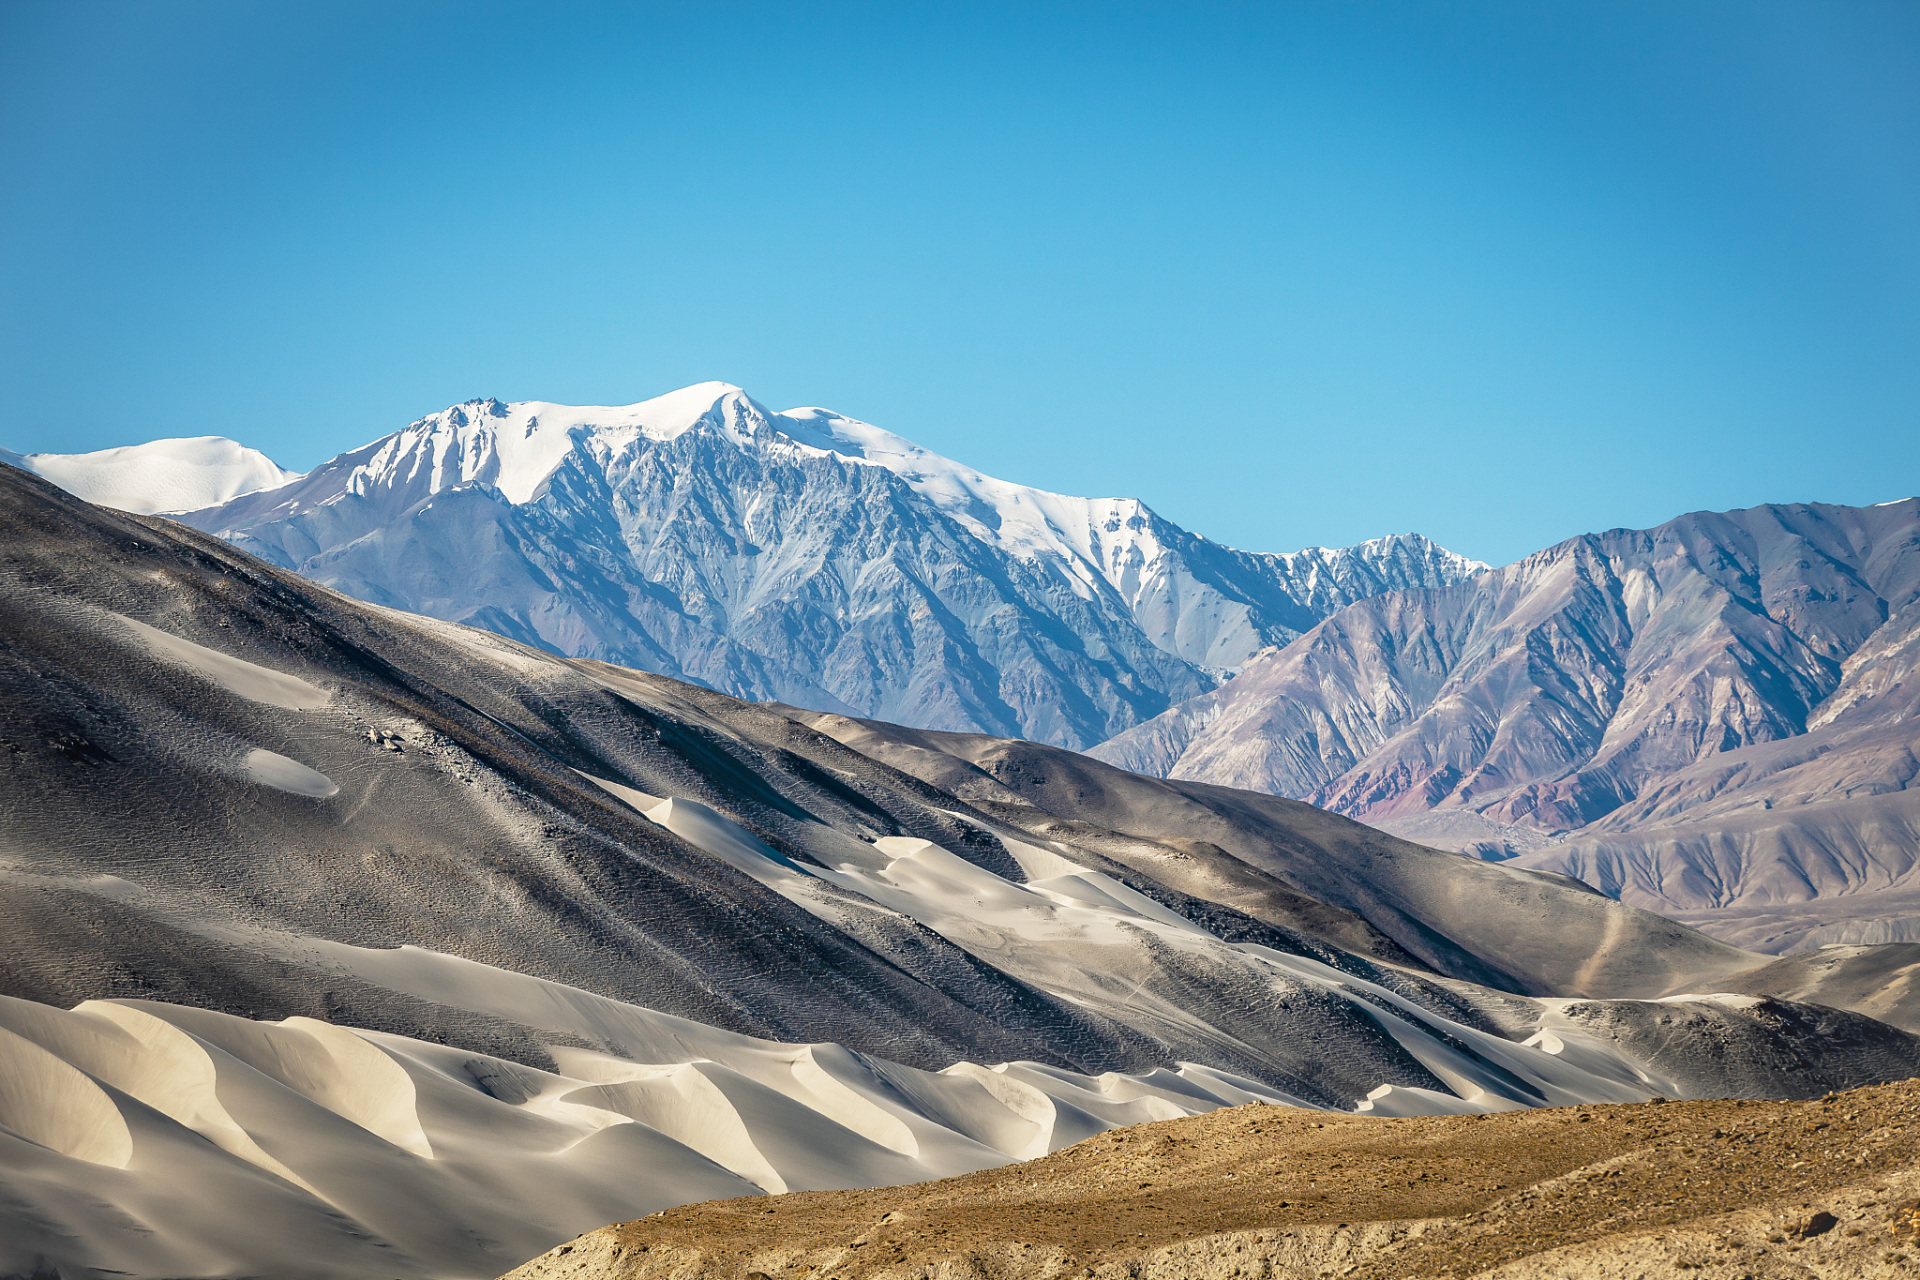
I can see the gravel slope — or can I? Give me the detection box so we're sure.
[505,1080,1920,1280]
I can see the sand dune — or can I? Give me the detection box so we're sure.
[0,990,1297,1280]
[114,611,333,710]
[4,930,1916,1277]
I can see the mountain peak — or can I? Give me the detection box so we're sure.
[595,380,755,439]
[353,384,773,504]
[11,384,1484,749]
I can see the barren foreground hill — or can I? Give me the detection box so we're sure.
[506,1081,1920,1280]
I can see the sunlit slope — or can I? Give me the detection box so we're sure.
[502,1081,1920,1280]
[1096,499,1920,951]
[1,436,299,513]
[0,986,1295,1280]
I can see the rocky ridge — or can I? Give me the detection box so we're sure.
[501,1079,1920,1280]
[1093,499,1920,951]
[112,383,1487,749]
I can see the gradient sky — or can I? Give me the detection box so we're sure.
[3,1,1915,565]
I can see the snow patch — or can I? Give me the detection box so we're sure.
[15,437,300,514]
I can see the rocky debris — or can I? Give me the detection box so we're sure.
[500,1080,1920,1280]
[1791,1210,1841,1239]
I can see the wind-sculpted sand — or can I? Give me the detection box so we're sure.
[3,955,1914,1277]
[0,990,1290,1279]
[504,1080,1920,1280]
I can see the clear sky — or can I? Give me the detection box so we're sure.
[3,1,1915,565]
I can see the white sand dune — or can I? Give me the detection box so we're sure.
[0,920,1890,1280]
[0,859,1846,1280]
[113,612,332,710]
[2,773,1841,1280]
[240,745,339,796]
[0,989,1300,1280]
[596,790,1684,1114]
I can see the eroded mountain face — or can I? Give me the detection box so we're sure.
[1093,499,1920,950]
[168,385,1481,749]
[24,391,1916,953]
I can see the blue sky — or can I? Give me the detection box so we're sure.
[2,1,1915,565]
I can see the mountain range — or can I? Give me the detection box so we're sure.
[3,457,1917,1279]
[1094,499,1920,952]
[9,384,1483,751]
[10,389,1919,955]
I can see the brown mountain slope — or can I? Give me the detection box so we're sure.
[502,1079,1920,1280]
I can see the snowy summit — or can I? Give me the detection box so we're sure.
[10,383,1485,748]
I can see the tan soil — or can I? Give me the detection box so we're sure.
[502,1080,1920,1280]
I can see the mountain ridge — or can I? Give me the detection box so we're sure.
[10,383,1484,749]
[1093,497,1920,950]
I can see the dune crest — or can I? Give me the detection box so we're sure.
[0,989,1298,1280]
[0,1024,132,1167]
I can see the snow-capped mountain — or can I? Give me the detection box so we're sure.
[0,436,301,514]
[162,383,1482,748]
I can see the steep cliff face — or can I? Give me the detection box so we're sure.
[175,384,1481,748]
[1093,499,1920,949]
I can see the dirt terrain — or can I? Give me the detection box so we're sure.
[504,1081,1920,1280]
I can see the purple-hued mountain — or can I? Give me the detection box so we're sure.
[1092,498,1920,951]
